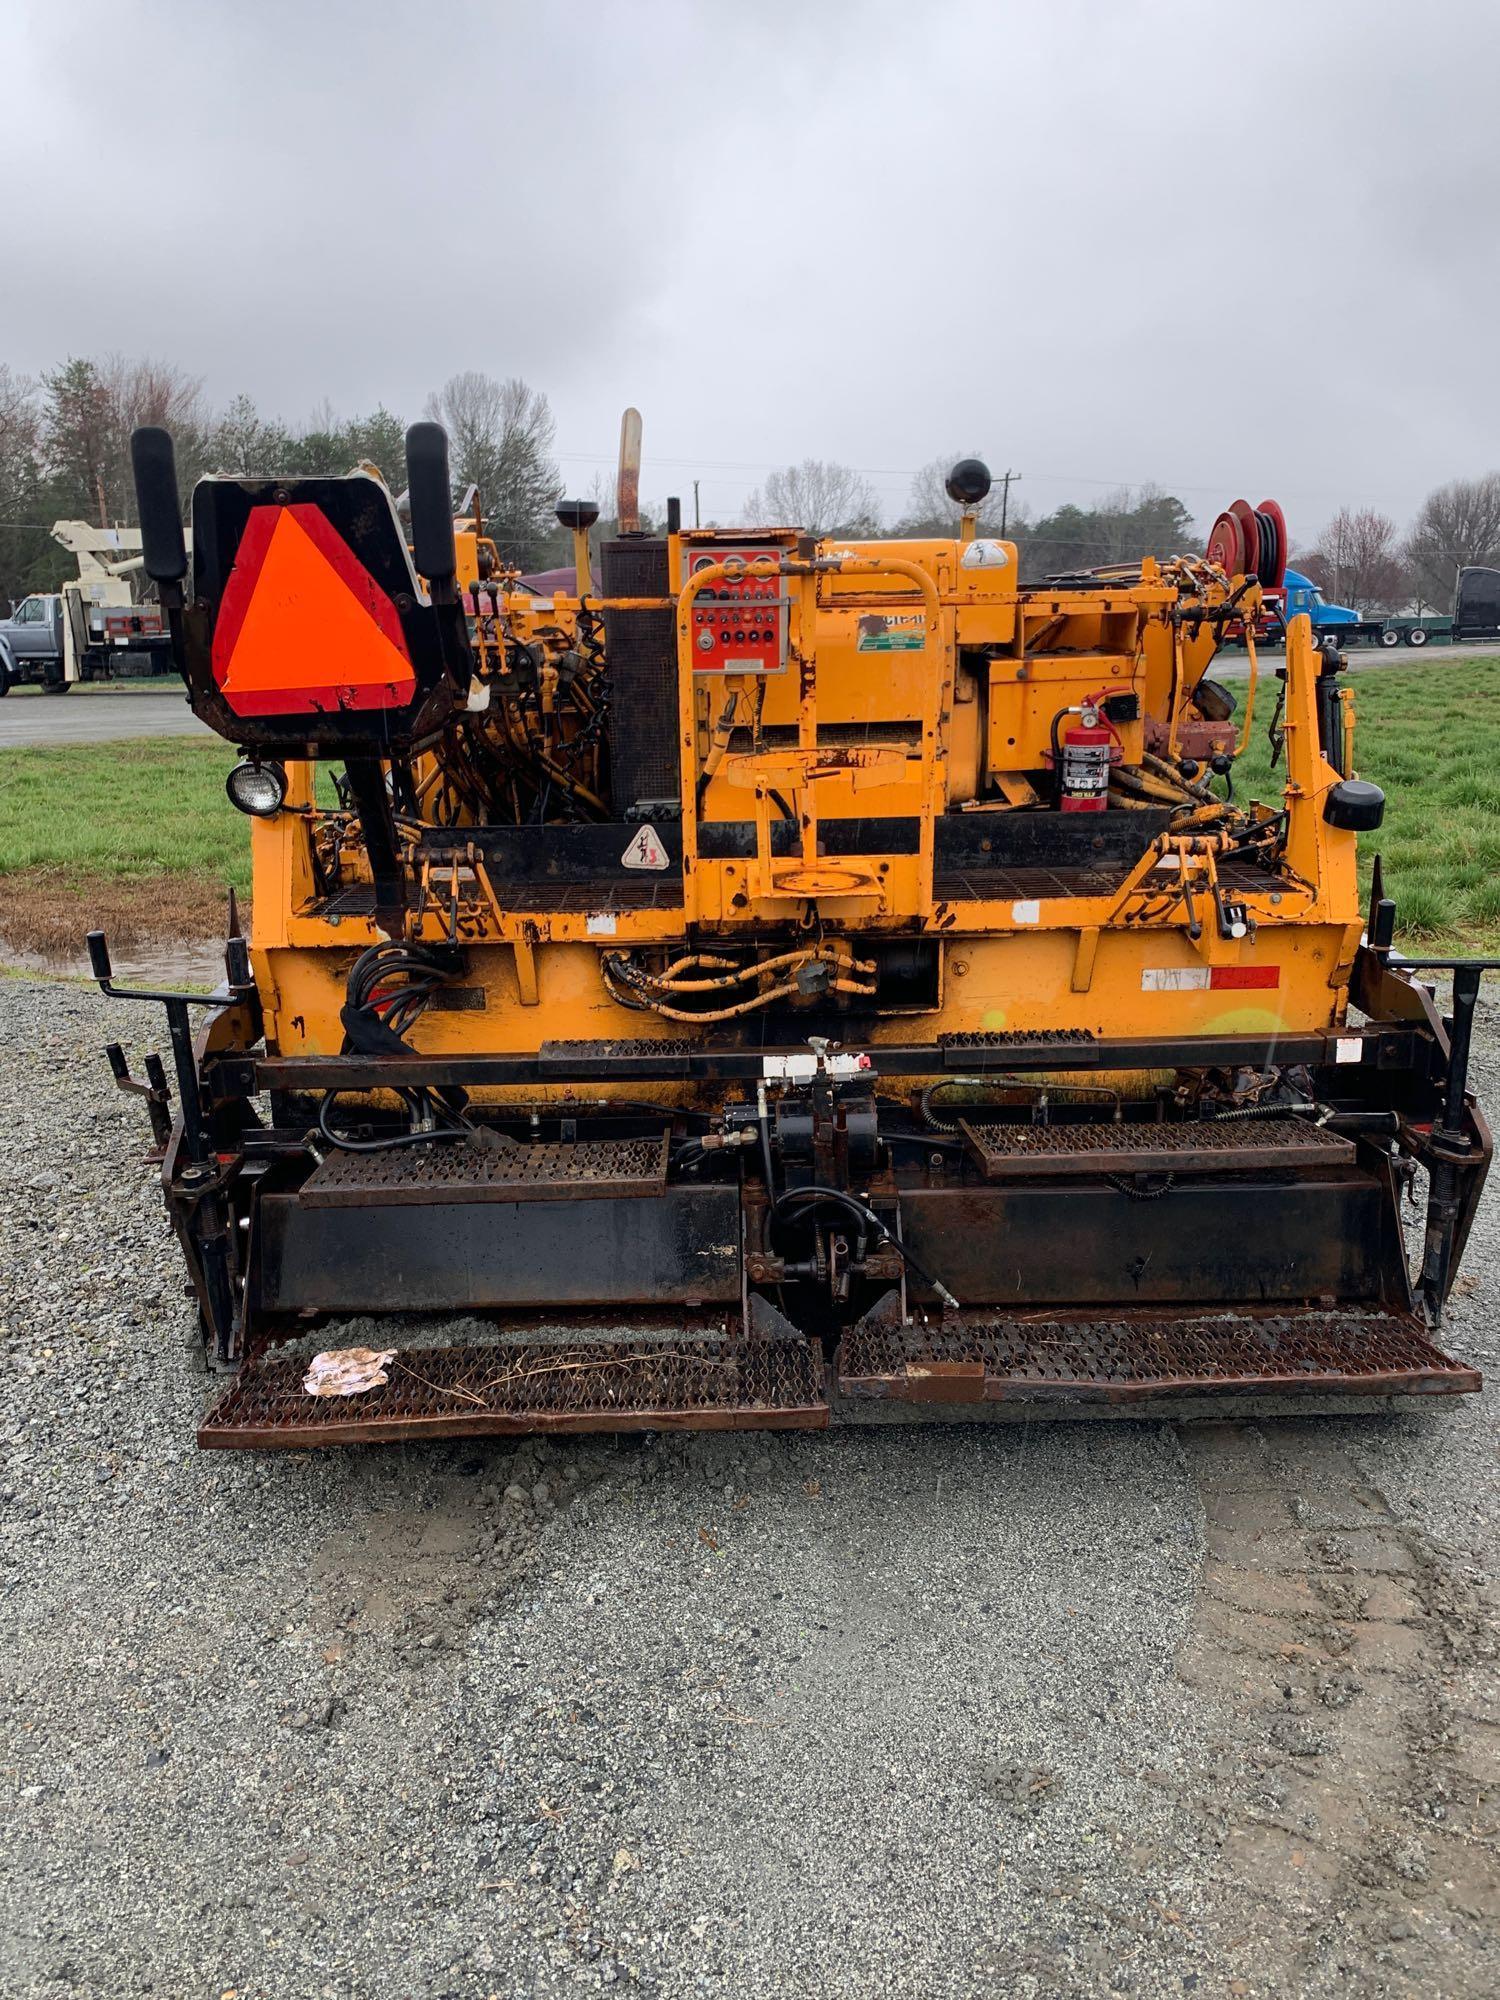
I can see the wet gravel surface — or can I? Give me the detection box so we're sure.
[2,978,1496,1998]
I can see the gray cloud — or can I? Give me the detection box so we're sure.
[3,0,1496,540]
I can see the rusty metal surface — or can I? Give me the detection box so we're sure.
[958,1115,1354,1179]
[199,1334,829,1449]
[837,1308,1481,1404]
[300,1132,669,1208]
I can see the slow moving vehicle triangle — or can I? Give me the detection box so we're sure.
[211,502,416,716]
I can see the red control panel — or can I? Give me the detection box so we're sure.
[684,546,787,675]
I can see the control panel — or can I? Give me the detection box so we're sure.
[684,545,787,675]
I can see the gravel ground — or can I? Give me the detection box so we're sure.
[2,977,1496,1999]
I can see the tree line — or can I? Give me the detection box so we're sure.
[3,351,1497,617]
[1295,486,1500,614]
[0,356,570,609]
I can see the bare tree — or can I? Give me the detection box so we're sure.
[0,365,38,477]
[102,353,205,436]
[99,353,208,516]
[899,453,1019,536]
[424,371,506,493]
[0,364,44,608]
[1403,475,1500,610]
[742,459,881,537]
[1305,507,1408,612]
[424,373,559,567]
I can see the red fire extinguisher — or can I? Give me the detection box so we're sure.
[1059,703,1112,813]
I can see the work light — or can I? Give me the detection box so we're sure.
[226,758,287,817]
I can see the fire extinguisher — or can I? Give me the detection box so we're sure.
[1057,703,1112,813]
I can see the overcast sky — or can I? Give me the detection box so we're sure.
[3,0,1497,541]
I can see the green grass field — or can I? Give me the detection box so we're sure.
[0,654,1497,953]
[0,738,248,886]
[1232,655,1500,947]
[0,739,247,956]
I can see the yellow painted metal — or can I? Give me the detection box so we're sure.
[244,531,1366,1081]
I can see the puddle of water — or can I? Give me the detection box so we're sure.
[2,938,229,990]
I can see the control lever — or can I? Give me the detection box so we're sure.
[105,1043,173,1155]
[87,927,248,1362]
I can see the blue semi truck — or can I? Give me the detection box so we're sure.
[1276,569,1452,649]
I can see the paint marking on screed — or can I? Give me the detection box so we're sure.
[1141,966,1281,992]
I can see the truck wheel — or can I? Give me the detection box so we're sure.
[1380,627,1401,647]
[1407,626,1429,647]
[0,663,10,697]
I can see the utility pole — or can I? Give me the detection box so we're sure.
[693,479,701,529]
[999,469,1020,536]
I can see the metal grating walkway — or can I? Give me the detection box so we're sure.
[200,1334,830,1449]
[959,1115,1354,1179]
[837,1308,1481,1404]
[300,1133,670,1207]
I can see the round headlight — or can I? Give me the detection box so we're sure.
[226,759,287,817]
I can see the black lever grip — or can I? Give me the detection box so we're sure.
[87,930,113,984]
[130,428,188,583]
[226,935,252,988]
[405,422,457,584]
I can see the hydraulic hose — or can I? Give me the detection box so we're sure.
[768,1184,960,1310]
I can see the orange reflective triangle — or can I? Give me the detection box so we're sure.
[212,503,416,716]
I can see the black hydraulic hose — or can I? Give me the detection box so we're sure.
[317,1091,471,1152]
[758,1106,777,1200]
[769,1184,960,1309]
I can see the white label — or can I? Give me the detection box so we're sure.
[1010,900,1041,925]
[1142,967,1211,991]
[621,825,670,872]
[763,1053,819,1082]
[465,681,492,711]
[763,1051,871,1082]
[586,913,618,936]
[1335,1036,1363,1064]
[960,538,1010,569]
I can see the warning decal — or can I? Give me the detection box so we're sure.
[621,825,670,872]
